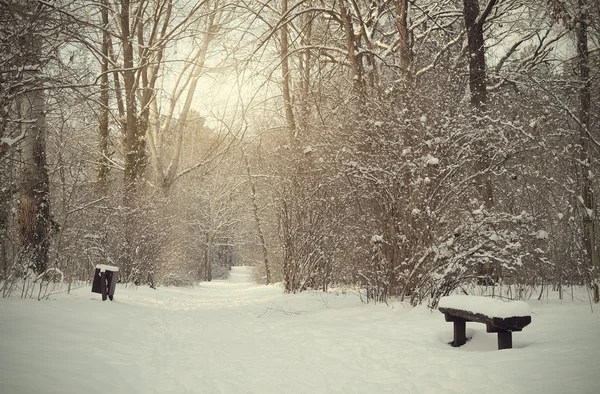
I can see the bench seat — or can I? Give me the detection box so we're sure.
[439,295,531,350]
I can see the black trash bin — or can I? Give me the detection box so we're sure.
[91,265,119,301]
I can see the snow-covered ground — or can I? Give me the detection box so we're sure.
[1,267,598,393]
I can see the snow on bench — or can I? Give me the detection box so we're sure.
[438,295,531,350]
[439,295,530,318]
[95,264,119,273]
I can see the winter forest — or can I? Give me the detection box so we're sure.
[1,0,599,307]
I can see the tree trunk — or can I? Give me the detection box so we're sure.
[463,0,494,110]
[280,199,293,292]
[18,68,50,276]
[394,0,412,79]
[575,1,599,303]
[0,192,8,279]
[121,0,143,189]
[206,232,213,282]
[463,0,497,284]
[463,0,495,210]
[244,154,271,284]
[299,12,312,134]
[120,0,147,283]
[97,0,110,184]
[338,0,364,97]
[281,0,296,143]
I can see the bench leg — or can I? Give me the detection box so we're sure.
[100,271,107,301]
[497,331,512,350]
[452,319,467,347]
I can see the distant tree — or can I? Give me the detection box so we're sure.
[243,149,272,285]
[572,0,599,303]
[548,0,600,303]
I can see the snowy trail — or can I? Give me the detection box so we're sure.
[1,267,599,393]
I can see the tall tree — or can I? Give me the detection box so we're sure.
[463,0,497,210]
[548,0,600,303]
[574,0,599,303]
[147,0,226,191]
[280,0,297,143]
[17,3,51,276]
[97,0,110,185]
[104,0,217,282]
[463,0,497,109]
[394,0,412,79]
[243,150,271,284]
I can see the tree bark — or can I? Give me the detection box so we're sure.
[394,0,412,79]
[121,0,143,191]
[97,0,110,184]
[281,0,297,144]
[120,0,144,283]
[18,64,50,275]
[205,231,213,282]
[463,0,495,210]
[244,153,271,284]
[299,12,312,134]
[463,0,495,110]
[338,0,364,97]
[119,0,151,283]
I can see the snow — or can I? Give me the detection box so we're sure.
[425,155,440,166]
[536,230,549,240]
[439,295,530,318]
[371,234,383,244]
[1,267,599,394]
[95,264,119,272]
[0,131,26,147]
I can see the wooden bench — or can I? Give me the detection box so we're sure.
[438,295,531,350]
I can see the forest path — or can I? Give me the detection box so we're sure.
[116,266,276,312]
[225,266,253,283]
